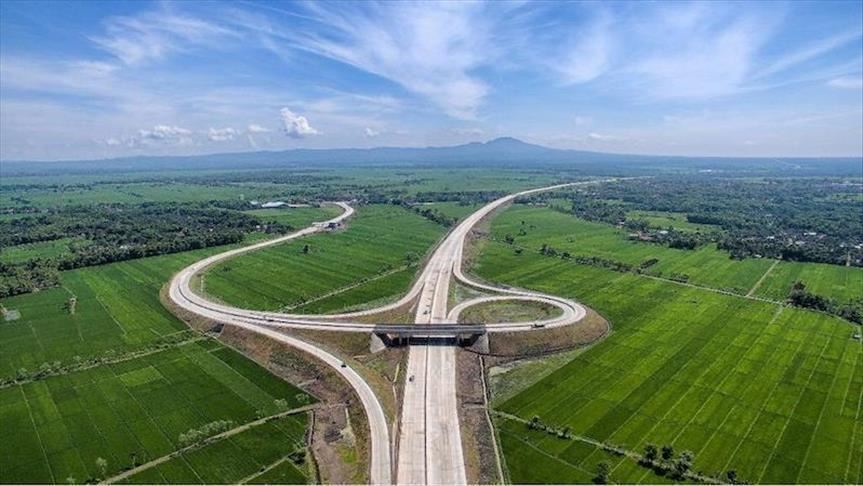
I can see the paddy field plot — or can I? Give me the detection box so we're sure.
[625,210,719,233]
[0,246,230,375]
[0,181,312,209]
[474,209,862,484]
[491,205,861,300]
[121,414,309,484]
[203,204,446,312]
[243,205,343,229]
[0,238,87,264]
[0,342,312,484]
[419,202,481,221]
[753,260,863,303]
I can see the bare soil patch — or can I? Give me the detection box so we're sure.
[457,349,504,485]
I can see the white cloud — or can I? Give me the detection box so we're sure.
[247,124,271,133]
[555,13,613,85]
[364,127,380,138]
[754,30,862,80]
[287,2,493,119]
[112,124,193,147]
[207,127,238,141]
[630,6,777,100]
[451,127,484,137]
[827,75,863,89]
[280,108,319,138]
[91,10,237,65]
[587,132,624,142]
[139,124,191,141]
[574,116,593,127]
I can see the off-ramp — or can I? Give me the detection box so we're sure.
[168,184,590,484]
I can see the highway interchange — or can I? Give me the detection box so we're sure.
[168,184,589,484]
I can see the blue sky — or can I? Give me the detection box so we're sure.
[1,0,861,161]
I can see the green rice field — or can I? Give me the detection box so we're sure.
[625,210,719,233]
[754,260,863,304]
[204,204,446,312]
[0,246,232,375]
[474,207,863,484]
[0,238,87,264]
[0,342,312,484]
[490,205,861,300]
[121,414,309,484]
[420,202,481,220]
[243,205,342,228]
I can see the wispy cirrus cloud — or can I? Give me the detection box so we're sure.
[91,9,237,65]
[828,75,863,89]
[753,30,863,80]
[285,2,495,119]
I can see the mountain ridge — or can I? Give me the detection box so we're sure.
[2,137,860,177]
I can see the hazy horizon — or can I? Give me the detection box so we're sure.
[4,136,863,165]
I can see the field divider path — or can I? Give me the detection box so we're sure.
[794,328,850,483]
[746,259,780,297]
[104,404,319,484]
[623,305,778,482]
[21,387,56,484]
[493,411,723,484]
[844,347,863,482]
[755,332,833,483]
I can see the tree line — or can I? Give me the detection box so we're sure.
[524,176,863,267]
[0,203,293,297]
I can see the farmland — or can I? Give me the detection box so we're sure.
[0,246,231,375]
[473,206,863,484]
[0,342,312,484]
[203,205,447,312]
[0,238,85,264]
[753,260,863,304]
[0,236,321,485]
[121,414,309,484]
[243,205,343,228]
[489,204,862,300]
[625,210,719,233]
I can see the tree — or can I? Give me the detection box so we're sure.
[95,457,108,479]
[301,244,310,254]
[593,462,610,484]
[661,444,674,462]
[725,469,738,484]
[674,450,694,478]
[643,443,658,463]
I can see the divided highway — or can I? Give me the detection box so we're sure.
[168,184,591,484]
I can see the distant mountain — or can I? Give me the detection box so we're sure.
[1,137,861,177]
